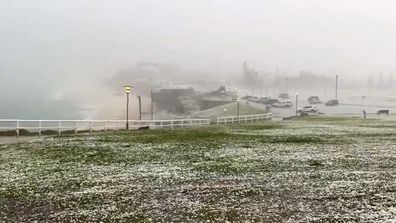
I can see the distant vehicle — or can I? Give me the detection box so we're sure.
[273,100,293,108]
[255,97,270,104]
[255,97,280,106]
[243,96,259,102]
[308,96,322,104]
[325,99,339,106]
[268,99,280,106]
[278,93,290,99]
[298,105,318,113]
[377,110,390,116]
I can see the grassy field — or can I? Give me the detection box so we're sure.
[1,117,395,222]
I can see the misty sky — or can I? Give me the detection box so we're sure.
[1,0,396,118]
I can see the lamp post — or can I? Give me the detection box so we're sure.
[150,90,154,120]
[295,91,299,117]
[124,85,132,130]
[137,95,142,120]
[237,97,240,123]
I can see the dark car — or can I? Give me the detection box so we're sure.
[255,97,279,106]
[242,96,259,102]
[325,99,339,106]
[256,97,270,104]
[268,99,280,105]
[308,96,322,104]
[278,93,290,99]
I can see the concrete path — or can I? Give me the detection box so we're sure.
[0,136,41,145]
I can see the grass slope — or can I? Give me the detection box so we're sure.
[0,117,395,222]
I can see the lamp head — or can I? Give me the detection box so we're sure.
[124,85,132,94]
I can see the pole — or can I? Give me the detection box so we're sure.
[335,74,338,100]
[126,92,129,130]
[138,95,142,120]
[286,77,289,93]
[295,93,298,116]
[150,90,154,120]
[237,100,240,123]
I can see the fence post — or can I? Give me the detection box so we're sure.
[75,121,78,134]
[171,121,174,130]
[38,121,42,136]
[104,121,108,132]
[89,121,93,133]
[58,121,61,136]
[16,120,20,137]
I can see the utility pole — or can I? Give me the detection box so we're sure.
[137,95,142,120]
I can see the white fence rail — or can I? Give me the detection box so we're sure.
[0,119,211,136]
[216,113,272,125]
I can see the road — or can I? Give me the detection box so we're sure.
[270,102,395,118]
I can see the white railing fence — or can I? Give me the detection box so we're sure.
[0,119,211,136]
[0,114,274,136]
[217,113,272,125]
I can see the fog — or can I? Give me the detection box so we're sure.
[1,0,396,119]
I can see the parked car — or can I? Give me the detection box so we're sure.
[243,96,259,102]
[268,99,280,106]
[273,100,293,108]
[278,93,290,99]
[255,97,270,104]
[298,105,318,113]
[325,99,339,106]
[308,96,322,104]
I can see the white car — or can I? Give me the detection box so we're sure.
[273,100,293,108]
[298,105,318,113]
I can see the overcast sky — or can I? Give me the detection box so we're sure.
[1,0,396,117]
[2,1,396,77]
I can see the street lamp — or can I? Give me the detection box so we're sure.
[237,97,240,123]
[137,95,142,120]
[124,85,132,130]
[295,91,299,117]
